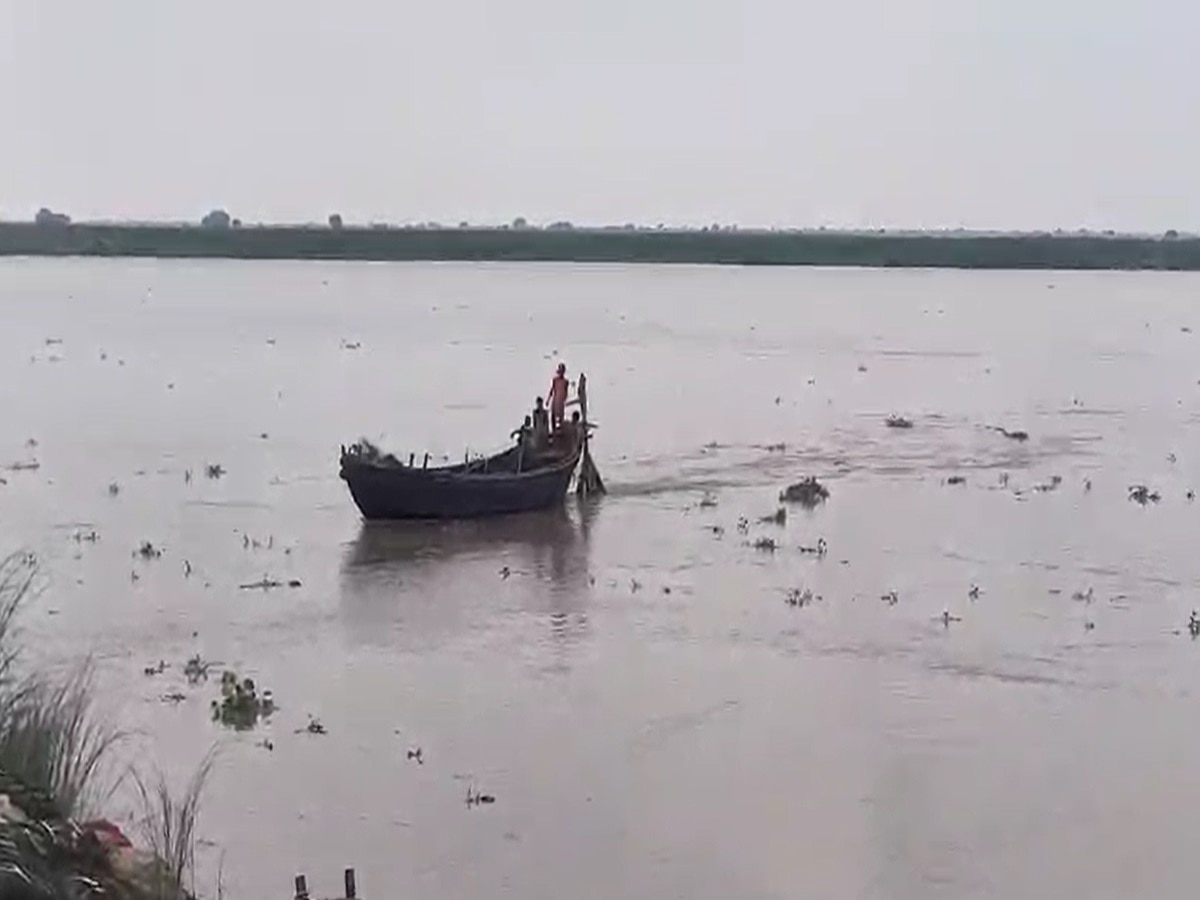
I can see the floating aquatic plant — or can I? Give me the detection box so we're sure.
[1128,484,1161,505]
[785,588,813,608]
[211,671,274,731]
[134,541,162,561]
[779,477,829,508]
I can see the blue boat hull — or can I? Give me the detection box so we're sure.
[340,445,581,520]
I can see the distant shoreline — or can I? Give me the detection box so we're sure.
[3,221,1200,270]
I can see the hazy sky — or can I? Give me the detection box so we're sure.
[2,0,1197,230]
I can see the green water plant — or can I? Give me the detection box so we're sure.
[779,477,829,508]
[211,672,274,731]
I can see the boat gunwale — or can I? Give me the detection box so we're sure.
[339,446,581,484]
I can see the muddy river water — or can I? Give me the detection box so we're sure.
[3,259,1200,899]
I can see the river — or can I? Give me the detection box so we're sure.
[2,259,1200,899]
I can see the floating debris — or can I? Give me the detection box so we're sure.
[885,415,914,429]
[779,477,829,508]
[212,671,275,731]
[759,507,787,526]
[991,426,1029,442]
[134,541,162,560]
[785,587,814,608]
[184,655,217,685]
[1128,484,1161,505]
[205,463,226,479]
[238,576,302,591]
[299,716,327,736]
[798,538,827,557]
[466,786,496,808]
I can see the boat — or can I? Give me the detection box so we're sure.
[339,440,583,520]
[340,371,605,521]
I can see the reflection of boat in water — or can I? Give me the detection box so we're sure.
[342,507,581,571]
[337,507,597,651]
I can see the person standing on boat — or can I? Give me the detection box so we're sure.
[531,397,550,447]
[562,410,583,452]
[548,362,569,432]
[511,415,534,448]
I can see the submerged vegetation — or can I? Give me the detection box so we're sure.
[5,222,1200,270]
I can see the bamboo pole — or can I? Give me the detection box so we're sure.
[575,372,606,497]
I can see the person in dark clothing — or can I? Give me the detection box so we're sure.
[531,398,550,447]
[511,415,533,449]
[562,410,583,453]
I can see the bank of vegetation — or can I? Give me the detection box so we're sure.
[0,552,211,900]
[3,217,1200,270]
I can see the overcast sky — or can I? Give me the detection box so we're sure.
[1,0,1196,230]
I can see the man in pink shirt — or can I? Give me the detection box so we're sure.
[547,362,569,432]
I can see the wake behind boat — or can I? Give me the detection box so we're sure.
[339,367,604,520]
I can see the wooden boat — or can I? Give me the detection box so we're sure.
[340,441,582,520]
[341,371,605,521]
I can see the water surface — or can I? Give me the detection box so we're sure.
[2,260,1200,899]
